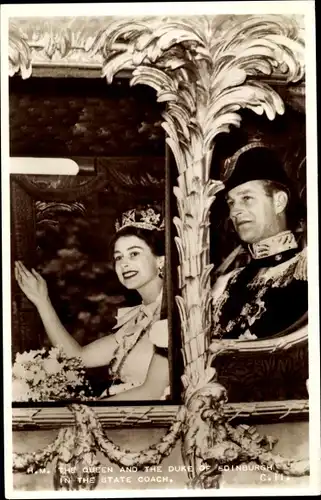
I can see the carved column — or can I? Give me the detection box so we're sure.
[93,14,305,485]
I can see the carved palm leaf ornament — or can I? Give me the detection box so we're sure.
[10,15,308,489]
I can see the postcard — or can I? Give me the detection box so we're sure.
[1,1,320,498]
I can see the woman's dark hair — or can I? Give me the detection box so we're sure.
[109,225,167,318]
[109,226,165,259]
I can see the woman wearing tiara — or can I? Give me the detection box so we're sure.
[15,206,169,401]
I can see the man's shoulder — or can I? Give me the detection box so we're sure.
[211,246,308,299]
[293,246,308,281]
[263,246,308,285]
[211,267,243,300]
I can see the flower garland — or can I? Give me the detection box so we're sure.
[12,397,309,490]
[13,404,186,490]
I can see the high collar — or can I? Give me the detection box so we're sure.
[248,231,298,260]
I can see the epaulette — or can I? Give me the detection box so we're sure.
[293,246,308,281]
[271,247,308,288]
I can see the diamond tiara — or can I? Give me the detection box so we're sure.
[115,207,165,232]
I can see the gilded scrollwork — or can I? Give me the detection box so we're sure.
[9,17,107,72]
[9,23,32,79]
[13,403,308,490]
[13,404,186,487]
[9,14,308,489]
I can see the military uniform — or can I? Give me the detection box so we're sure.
[211,143,307,340]
[212,231,307,339]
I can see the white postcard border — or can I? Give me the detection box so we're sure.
[1,1,319,498]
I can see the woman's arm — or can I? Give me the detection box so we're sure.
[37,299,118,367]
[15,261,117,368]
[105,352,170,401]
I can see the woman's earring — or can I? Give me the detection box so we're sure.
[158,265,164,279]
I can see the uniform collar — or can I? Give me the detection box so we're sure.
[248,230,298,260]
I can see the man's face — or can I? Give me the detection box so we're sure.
[227,180,282,244]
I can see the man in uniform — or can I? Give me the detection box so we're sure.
[211,142,307,340]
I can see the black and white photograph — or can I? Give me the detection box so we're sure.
[2,1,320,496]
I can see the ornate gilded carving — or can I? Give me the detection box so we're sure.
[182,384,308,489]
[9,14,308,489]
[93,15,304,390]
[9,17,110,72]
[9,23,32,79]
[13,404,186,490]
[11,164,109,202]
[13,403,308,490]
[11,399,309,430]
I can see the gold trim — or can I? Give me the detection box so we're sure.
[12,400,309,430]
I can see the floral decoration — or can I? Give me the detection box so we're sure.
[12,346,94,402]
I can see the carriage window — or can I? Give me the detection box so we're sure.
[208,100,308,404]
[10,77,179,403]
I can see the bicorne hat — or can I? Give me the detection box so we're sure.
[222,142,291,193]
